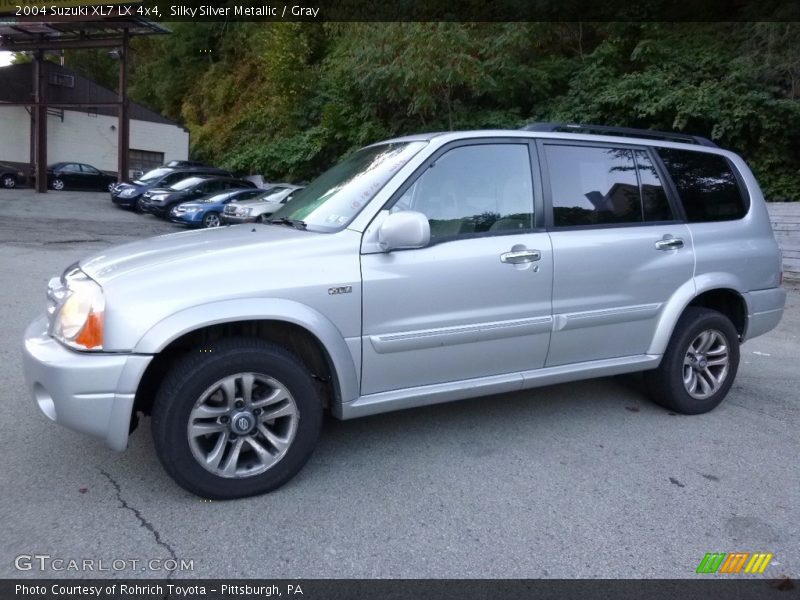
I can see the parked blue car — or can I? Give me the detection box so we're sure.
[169,188,264,228]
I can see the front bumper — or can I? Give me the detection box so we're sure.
[22,315,152,451]
[138,200,169,216]
[111,193,140,207]
[221,214,255,224]
[169,212,203,226]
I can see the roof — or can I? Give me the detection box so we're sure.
[0,61,184,128]
[380,129,733,157]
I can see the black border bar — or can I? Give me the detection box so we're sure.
[2,579,797,600]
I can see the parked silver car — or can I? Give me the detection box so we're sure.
[22,125,785,499]
[221,184,302,224]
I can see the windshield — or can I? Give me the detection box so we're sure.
[169,176,208,191]
[268,141,426,231]
[254,188,295,203]
[137,168,172,183]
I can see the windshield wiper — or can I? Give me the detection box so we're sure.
[267,217,307,230]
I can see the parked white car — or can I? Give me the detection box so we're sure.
[221,184,302,224]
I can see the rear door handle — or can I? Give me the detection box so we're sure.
[500,250,541,264]
[655,238,684,251]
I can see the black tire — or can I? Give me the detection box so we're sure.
[1,174,16,189]
[151,338,323,499]
[257,214,269,223]
[645,307,740,415]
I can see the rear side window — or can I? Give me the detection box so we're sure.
[657,148,748,222]
[545,145,673,227]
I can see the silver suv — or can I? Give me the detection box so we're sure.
[22,125,786,499]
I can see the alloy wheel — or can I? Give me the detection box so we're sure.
[682,329,730,400]
[187,372,299,478]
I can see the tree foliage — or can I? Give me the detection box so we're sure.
[81,22,800,199]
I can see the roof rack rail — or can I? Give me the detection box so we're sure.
[519,122,718,148]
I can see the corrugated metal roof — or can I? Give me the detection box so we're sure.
[0,18,168,47]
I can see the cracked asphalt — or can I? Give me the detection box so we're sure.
[1,189,798,579]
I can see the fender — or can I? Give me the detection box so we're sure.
[133,298,360,405]
[648,273,747,356]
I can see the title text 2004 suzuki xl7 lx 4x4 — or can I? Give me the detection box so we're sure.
[23,124,785,498]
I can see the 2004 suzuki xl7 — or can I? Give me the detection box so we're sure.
[22,124,786,498]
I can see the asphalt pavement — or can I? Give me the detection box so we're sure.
[1,189,798,579]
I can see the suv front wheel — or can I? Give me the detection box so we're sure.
[151,338,323,499]
[645,307,740,415]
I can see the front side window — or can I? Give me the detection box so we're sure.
[657,148,747,222]
[268,141,427,232]
[392,143,534,240]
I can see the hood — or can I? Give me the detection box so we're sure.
[147,187,179,195]
[230,198,282,209]
[174,201,206,209]
[80,224,313,284]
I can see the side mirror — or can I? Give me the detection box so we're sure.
[378,211,430,252]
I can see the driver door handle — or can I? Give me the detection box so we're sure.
[500,250,541,264]
[655,238,684,251]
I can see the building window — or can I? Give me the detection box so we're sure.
[48,74,74,88]
[129,149,165,175]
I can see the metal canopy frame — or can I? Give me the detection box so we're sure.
[0,18,169,192]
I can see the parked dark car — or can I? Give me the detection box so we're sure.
[138,176,256,218]
[169,188,264,228]
[47,162,117,192]
[0,163,26,189]
[111,166,233,209]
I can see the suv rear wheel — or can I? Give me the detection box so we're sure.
[645,307,740,414]
[151,338,323,499]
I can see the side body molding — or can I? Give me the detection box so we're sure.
[133,298,360,405]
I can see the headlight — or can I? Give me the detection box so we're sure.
[151,194,167,201]
[183,206,202,213]
[237,207,252,216]
[120,188,135,197]
[49,269,105,350]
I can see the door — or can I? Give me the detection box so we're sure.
[360,142,553,395]
[80,164,104,190]
[540,142,695,366]
[59,163,83,187]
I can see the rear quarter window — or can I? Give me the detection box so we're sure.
[657,148,748,222]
